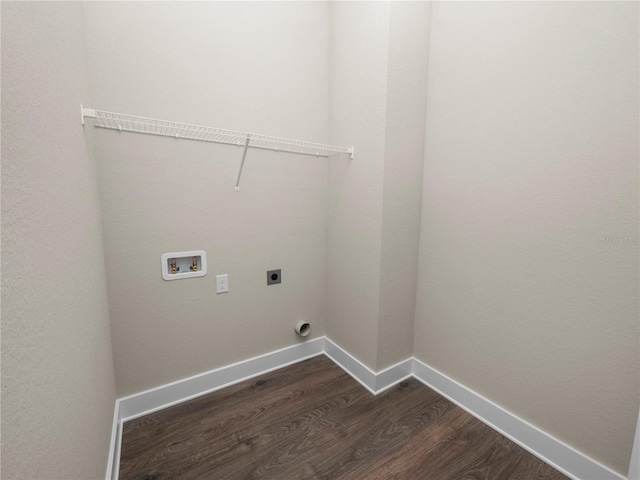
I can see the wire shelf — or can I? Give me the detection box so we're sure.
[81,107,353,159]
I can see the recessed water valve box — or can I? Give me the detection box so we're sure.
[161,251,207,281]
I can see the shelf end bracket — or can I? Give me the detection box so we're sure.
[81,105,96,126]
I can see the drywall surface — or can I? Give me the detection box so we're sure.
[83,2,331,396]
[413,2,639,475]
[327,2,430,372]
[376,1,430,371]
[1,2,116,479]
[327,1,390,370]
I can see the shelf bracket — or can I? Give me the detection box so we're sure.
[80,104,96,126]
[235,137,251,192]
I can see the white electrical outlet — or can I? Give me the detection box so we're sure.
[216,274,229,294]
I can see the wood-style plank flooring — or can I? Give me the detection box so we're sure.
[120,356,568,480]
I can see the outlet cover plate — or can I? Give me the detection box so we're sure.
[267,269,281,285]
[216,274,229,294]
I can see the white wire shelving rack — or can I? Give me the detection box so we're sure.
[81,106,353,191]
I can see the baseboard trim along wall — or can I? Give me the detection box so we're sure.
[411,359,625,480]
[106,338,325,480]
[106,337,628,480]
[105,400,122,480]
[628,407,640,480]
[323,337,413,395]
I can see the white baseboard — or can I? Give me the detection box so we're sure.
[375,357,414,393]
[411,358,625,480]
[104,400,121,480]
[323,337,377,393]
[628,407,640,480]
[323,337,412,395]
[105,337,629,480]
[118,337,324,422]
[106,338,324,479]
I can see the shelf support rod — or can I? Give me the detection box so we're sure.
[235,136,251,192]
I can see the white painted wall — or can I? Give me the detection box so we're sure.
[1,3,117,478]
[377,1,430,370]
[327,1,389,370]
[83,2,331,396]
[327,1,430,372]
[3,3,637,477]
[413,2,639,475]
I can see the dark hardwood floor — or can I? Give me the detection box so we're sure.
[119,355,568,480]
